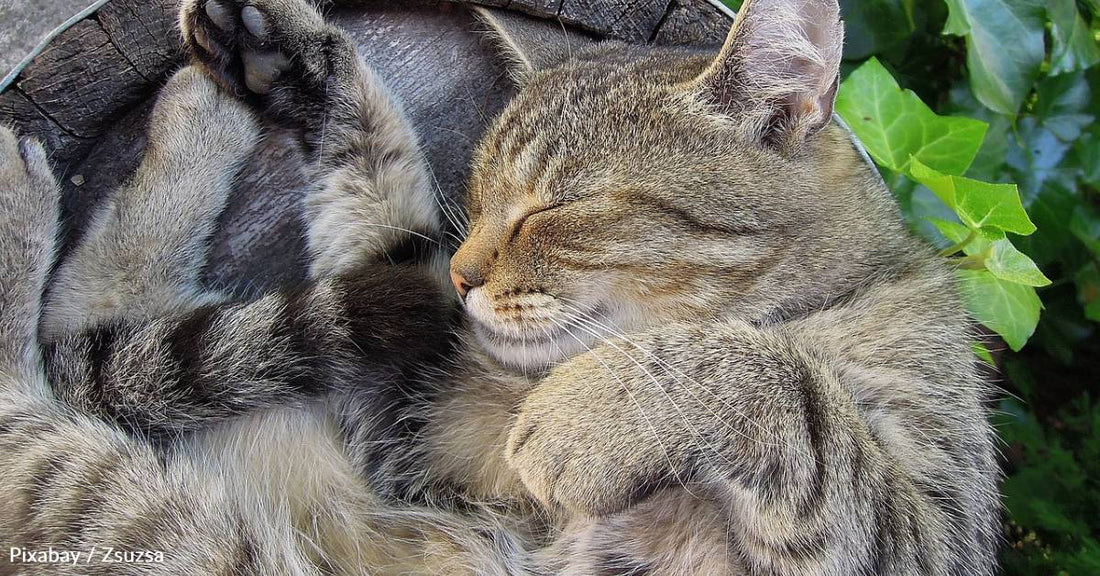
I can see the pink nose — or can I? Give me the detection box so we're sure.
[450,268,474,298]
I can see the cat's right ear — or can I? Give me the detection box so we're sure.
[694,0,844,153]
[473,8,587,84]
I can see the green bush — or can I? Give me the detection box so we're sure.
[719,0,1100,572]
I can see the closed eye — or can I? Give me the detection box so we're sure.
[508,203,563,241]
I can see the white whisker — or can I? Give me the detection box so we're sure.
[547,316,702,500]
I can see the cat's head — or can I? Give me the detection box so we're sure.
[454,0,905,370]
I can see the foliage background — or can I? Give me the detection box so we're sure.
[717,0,1100,572]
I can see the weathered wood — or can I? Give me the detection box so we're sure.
[653,0,730,46]
[16,19,149,138]
[0,88,86,160]
[454,0,727,42]
[0,0,733,292]
[509,0,564,17]
[96,0,185,81]
[559,0,672,41]
[448,0,509,9]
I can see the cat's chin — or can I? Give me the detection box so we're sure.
[470,319,596,371]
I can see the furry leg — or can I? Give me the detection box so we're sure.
[0,130,59,388]
[180,0,446,281]
[40,66,260,341]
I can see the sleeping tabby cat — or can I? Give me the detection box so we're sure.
[0,0,999,574]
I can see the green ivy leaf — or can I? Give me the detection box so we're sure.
[1086,299,1100,323]
[929,217,1049,286]
[1070,205,1100,258]
[942,0,1045,115]
[840,0,917,59]
[985,239,1053,287]
[1005,118,1076,199]
[972,341,997,365]
[1047,0,1100,75]
[928,216,973,246]
[835,58,987,175]
[1075,127,1100,187]
[1076,263,1100,322]
[958,269,1042,350]
[1035,72,1095,141]
[910,158,1037,235]
[928,216,1003,246]
[942,0,970,35]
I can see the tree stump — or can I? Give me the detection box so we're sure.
[0,0,733,292]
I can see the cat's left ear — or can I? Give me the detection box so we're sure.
[695,0,843,152]
[473,8,591,84]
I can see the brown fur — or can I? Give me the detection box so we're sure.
[0,0,998,573]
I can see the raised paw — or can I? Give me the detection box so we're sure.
[505,364,689,518]
[0,128,60,212]
[0,128,61,336]
[180,0,360,127]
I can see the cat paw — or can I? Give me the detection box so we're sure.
[180,0,357,126]
[0,128,61,275]
[505,374,679,517]
[0,128,59,207]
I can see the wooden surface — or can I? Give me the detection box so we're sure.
[0,0,731,293]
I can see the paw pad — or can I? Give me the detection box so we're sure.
[241,6,269,39]
[187,0,294,96]
[182,0,353,127]
[205,0,234,31]
[243,51,290,94]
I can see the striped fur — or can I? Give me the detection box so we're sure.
[438,0,1000,573]
[0,0,1000,574]
[0,1,516,573]
[43,267,451,437]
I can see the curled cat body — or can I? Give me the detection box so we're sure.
[0,0,999,574]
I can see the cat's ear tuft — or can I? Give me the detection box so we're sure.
[696,0,843,152]
[473,8,588,84]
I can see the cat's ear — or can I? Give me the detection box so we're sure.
[473,8,588,83]
[695,0,843,152]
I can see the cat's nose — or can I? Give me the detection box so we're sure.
[449,265,484,300]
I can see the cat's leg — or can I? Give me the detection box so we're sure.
[32,60,447,437]
[0,130,59,387]
[35,66,308,433]
[507,317,997,575]
[537,490,742,576]
[0,127,318,576]
[0,404,323,575]
[180,0,444,280]
[39,65,260,342]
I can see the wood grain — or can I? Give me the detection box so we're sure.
[653,0,730,46]
[16,20,148,139]
[96,0,185,81]
[560,0,672,40]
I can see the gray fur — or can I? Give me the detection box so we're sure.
[444,0,1000,572]
[0,0,518,573]
[0,0,999,573]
